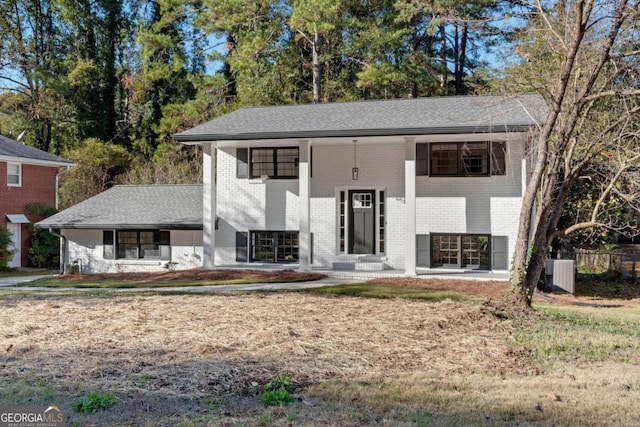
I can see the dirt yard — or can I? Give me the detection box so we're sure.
[1,274,639,425]
[0,292,524,424]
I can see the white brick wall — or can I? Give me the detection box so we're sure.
[416,137,525,269]
[63,229,203,273]
[214,136,526,271]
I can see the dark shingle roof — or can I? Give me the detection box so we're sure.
[0,134,73,165]
[36,185,202,229]
[174,94,547,142]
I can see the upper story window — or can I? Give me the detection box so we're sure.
[250,147,299,179]
[417,142,506,177]
[7,163,21,186]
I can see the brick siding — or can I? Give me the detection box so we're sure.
[0,162,59,266]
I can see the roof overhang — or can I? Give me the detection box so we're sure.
[35,223,203,230]
[0,155,75,168]
[178,130,533,149]
[6,214,30,224]
[174,124,538,145]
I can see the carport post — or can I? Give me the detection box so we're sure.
[203,144,216,269]
[298,139,311,271]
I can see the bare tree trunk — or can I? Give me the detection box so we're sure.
[439,23,446,90]
[508,0,634,309]
[312,30,320,103]
[454,21,468,95]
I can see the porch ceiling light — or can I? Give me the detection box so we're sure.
[352,139,358,180]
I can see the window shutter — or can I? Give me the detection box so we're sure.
[103,230,114,259]
[491,236,508,270]
[416,234,430,267]
[236,231,248,262]
[159,231,171,260]
[416,144,429,176]
[236,148,248,178]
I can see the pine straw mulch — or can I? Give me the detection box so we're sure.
[55,268,325,283]
[0,293,531,402]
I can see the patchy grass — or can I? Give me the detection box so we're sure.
[18,268,324,288]
[575,272,640,299]
[518,304,640,363]
[302,282,479,302]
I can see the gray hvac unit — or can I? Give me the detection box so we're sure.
[544,259,575,294]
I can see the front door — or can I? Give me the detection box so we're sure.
[6,223,21,268]
[349,190,375,254]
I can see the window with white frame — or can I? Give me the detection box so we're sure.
[7,163,21,186]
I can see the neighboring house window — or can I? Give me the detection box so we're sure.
[250,230,299,262]
[7,163,21,186]
[250,147,299,178]
[431,234,490,269]
[416,142,506,177]
[114,230,170,260]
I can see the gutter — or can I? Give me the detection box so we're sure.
[173,124,538,143]
[47,228,67,274]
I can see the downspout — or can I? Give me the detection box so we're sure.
[55,166,71,210]
[47,227,67,274]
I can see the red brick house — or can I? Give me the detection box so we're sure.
[0,135,73,268]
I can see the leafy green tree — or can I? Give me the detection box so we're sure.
[0,0,69,152]
[59,138,131,208]
[57,0,127,144]
[131,0,202,155]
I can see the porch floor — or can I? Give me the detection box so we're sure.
[215,264,510,282]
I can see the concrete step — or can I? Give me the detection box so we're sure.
[334,254,388,262]
[332,261,386,271]
[320,269,406,279]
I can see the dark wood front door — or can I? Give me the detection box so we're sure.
[349,190,375,254]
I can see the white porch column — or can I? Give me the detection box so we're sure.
[203,144,217,269]
[404,137,417,276]
[298,139,311,271]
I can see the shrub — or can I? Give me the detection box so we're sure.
[261,389,294,406]
[26,203,59,268]
[28,228,60,268]
[71,393,116,413]
[260,373,296,407]
[0,227,13,272]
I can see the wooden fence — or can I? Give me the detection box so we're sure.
[572,246,640,277]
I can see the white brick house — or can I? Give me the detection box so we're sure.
[36,185,204,273]
[175,95,546,275]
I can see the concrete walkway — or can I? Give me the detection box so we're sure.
[0,275,358,293]
[0,275,55,287]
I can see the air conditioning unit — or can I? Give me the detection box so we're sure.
[544,259,575,294]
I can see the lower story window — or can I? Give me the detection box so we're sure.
[432,234,489,269]
[113,230,170,260]
[251,231,299,263]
